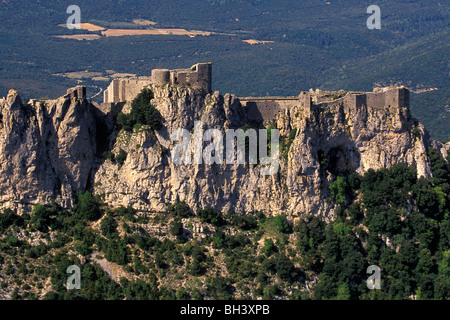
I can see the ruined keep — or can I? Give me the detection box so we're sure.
[103,78,152,105]
[67,85,86,101]
[103,62,212,104]
[101,62,410,126]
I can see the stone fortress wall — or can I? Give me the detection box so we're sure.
[67,85,87,101]
[103,77,152,104]
[242,86,410,123]
[103,62,212,104]
[100,62,410,124]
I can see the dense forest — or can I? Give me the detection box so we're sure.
[0,146,448,300]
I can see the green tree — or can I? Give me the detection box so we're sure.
[335,282,351,300]
[413,177,441,219]
[169,219,183,236]
[274,214,291,234]
[275,253,295,282]
[76,191,101,221]
[116,148,127,168]
[167,201,191,218]
[329,176,348,205]
[434,250,450,299]
[262,238,277,256]
[197,208,223,226]
[117,88,162,131]
[0,209,24,232]
[212,231,225,248]
[101,213,118,239]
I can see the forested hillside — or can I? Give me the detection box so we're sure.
[1,149,448,300]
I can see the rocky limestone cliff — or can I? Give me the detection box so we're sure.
[0,85,448,219]
[0,89,97,213]
[92,85,448,220]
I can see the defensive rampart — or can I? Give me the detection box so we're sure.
[101,62,410,125]
[103,63,212,104]
[240,86,410,123]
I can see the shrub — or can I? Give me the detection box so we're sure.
[233,215,258,230]
[116,148,127,168]
[167,201,191,218]
[169,220,183,236]
[275,253,296,282]
[115,206,136,221]
[0,209,24,232]
[103,151,115,162]
[318,150,329,169]
[76,192,101,221]
[104,239,130,265]
[101,213,118,239]
[329,176,348,205]
[116,88,162,132]
[281,128,297,160]
[30,204,57,232]
[212,231,225,248]
[274,215,292,234]
[197,208,223,226]
[262,238,276,256]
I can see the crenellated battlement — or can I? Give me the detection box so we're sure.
[67,85,86,101]
[101,62,410,124]
[242,86,410,123]
[103,63,212,104]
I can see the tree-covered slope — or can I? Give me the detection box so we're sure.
[0,1,448,140]
[1,150,449,300]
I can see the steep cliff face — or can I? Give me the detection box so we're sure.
[0,89,97,212]
[277,99,435,218]
[0,85,447,218]
[92,85,447,219]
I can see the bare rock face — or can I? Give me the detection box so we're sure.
[92,85,446,220]
[0,84,447,219]
[0,87,97,212]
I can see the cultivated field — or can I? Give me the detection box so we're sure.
[58,23,105,31]
[53,34,101,41]
[101,28,211,37]
[132,19,157,26]
[242,39,275,45]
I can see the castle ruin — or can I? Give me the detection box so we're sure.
[103,62,212,104]
[100,62,410,124]
[241,86,410,123]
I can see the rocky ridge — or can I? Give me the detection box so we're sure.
[0,85,448,219]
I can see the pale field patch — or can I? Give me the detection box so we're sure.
[54,71,103,79]
[133,19,157,26]
[101,28,211,37]
[53,34,101,41]
[242,39,275,45]
[58,22,105,31]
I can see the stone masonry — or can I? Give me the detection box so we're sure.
[241,86,410,123]
[103,62,212,104]
[101,62,410,126]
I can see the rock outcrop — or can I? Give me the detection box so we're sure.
[92,85,447,219]
[0,87,97,213]
[0,84,448,219]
